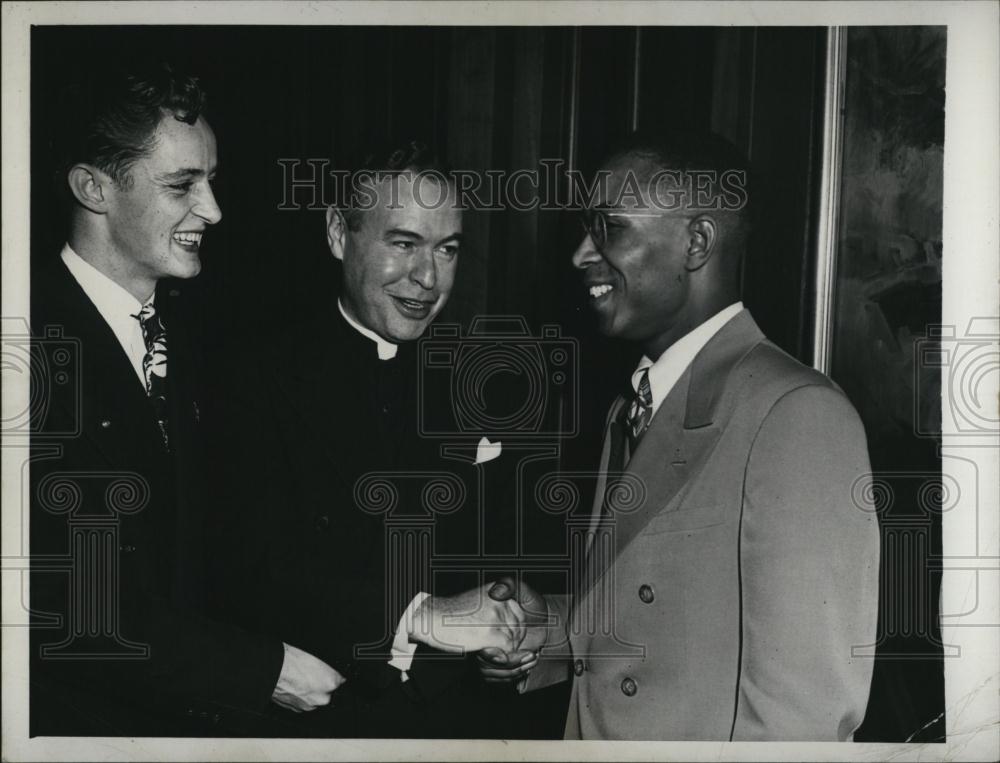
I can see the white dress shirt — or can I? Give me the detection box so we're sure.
[61,243,153,388]
[630,302,745,417]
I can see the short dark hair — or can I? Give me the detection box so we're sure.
[340,139,451,231]
[54,61,206,191]
[609,129,754,225]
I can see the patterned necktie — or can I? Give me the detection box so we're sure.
[625,367,653,449]
[135,301,170,451]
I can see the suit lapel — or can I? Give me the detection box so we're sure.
[156,281,207,606]
[36,260,165,468]
[158,280,200,460]
[585,398,627,543]
[611,364,721,549]
[578,310,766,601]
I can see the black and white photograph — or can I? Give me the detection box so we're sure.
[2,1,997,761]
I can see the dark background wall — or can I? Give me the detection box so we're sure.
[31,26,822,362]
[31,24,826,486]
[30,25,942,741]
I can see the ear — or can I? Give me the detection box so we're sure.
[67,164,110,214]
[326,206,347,261]
[685,215,717,272]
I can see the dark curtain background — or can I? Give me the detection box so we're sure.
[30,24,825,502]
[30,25,943,741]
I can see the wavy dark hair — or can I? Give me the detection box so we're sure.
[55,61,206,191]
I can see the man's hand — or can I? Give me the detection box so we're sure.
[477,647,539,684]
[271,643,346,712]
[476,575,548,684]
[409,582,526,654]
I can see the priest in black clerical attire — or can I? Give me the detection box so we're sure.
[206,142,530,738]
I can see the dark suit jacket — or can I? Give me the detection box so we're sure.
[206,305,530,738]
[523,310,880,740]
[29,258,284,737]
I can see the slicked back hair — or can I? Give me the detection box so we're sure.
[340,140,452,232]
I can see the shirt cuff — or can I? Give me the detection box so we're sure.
[388,591,431,680]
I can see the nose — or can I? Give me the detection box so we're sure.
[571,232,602,270]
[410,248,437,290]
[193,181,223,225]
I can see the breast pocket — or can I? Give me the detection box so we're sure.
[642,503,726,535]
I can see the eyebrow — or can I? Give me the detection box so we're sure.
[384,227,423,240]
[383,228,463,244]
[157,166,217,182]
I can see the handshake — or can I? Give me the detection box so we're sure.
[409,576,549,685]
[272,576,548,712]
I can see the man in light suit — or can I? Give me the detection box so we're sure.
[480,130,881,741]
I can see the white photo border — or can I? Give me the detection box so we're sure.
[3,2,997,761]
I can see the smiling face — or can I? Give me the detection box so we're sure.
[331,173,462,343]
[102,114,221,298]
[572,153,696,360]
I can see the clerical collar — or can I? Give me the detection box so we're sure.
[337,299,398,360]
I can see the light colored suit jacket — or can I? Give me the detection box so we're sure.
[523,310,880,741]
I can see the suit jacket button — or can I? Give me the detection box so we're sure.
[621,677,638,696]
[315,514,330,531]
[119,544,136,554]
[100,419,112,429]
[573,659,585,676]
[638,584,655,603]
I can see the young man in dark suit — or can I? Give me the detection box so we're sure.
[481,131,881,741]
[29,62,344,736]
